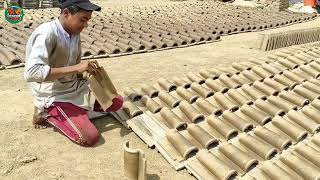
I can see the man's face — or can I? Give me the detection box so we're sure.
[64,9,92,35]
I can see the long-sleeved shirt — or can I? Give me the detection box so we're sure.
[24,19,91,111]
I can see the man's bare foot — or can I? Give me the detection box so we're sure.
[33,115,50,129]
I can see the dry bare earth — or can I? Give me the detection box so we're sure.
[1,0,320,179]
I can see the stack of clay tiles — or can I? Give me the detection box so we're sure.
[0,1,316,69]
[39,0,54,8]
[22,0,59,9]
[257,27,320,51]
[263,0,289,11]
[22,0,39,9]
[116,43,320,179]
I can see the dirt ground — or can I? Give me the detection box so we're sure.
[1,1,320,179]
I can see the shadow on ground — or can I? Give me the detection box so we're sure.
[92,114,130,146]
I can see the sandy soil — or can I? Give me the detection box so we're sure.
[1,1,320,179]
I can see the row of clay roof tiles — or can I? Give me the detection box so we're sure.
[113,43,320,180]
[0,1,316,68]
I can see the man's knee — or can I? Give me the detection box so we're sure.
[79,127,100,146]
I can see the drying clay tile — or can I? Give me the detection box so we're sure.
[269,62,288,71]
[310,78,320,86]
[239,134,277,160]
[227,89,253,106]
[268,96,298,112]
[123,141,146,180]
[123,101,143,118]
[249,58,269,66]
[179,100,205,123]
[232,63,249,71]
[282,70,306,83]
[241,70,263,82]
[294,54,312,63]
[199,69,218,79]
[158,92,181,108]
[166,129,198,159]
[219,74,241,89]
[292,68,313,80]
[190,82,214,98]
[214,92,239,112]
[187,72,205,84]
[141,95,162,113]
[241,61,261,68]
[0,48,21,65]
[273,74,298,89]
[176,87,199,103]
[311,99,320,111]
[261,63,283,74]
[309,61,320,72]
[274,52,289,58]
[241,84,267,100]
[222,111,254,132]
[219,142,258,172]
[141,84,159,98]
[303,63,320,78]
[187,124,218,149]
[251,66,273,78]
[124,87,142,101]
[171,77,191,88]
[272,116,308,141]
[279,152,320,180]
[81,48,93,56]
[240,104,272,125]
[308,50,320,58]
[260,161,293,180]
[254,126,292,150]
[287,110,320,133]
[263,77,288,91]
[301,106,320,123]
[293,85,320,101]
[205,79,229,93]
[255,99,286,116]
[253,81,279,96]
[104,42,122,54]
[158,78,177,92]
[159,107,187,130]
[286,55,306,65]
[91,44,108,55]
[279,91,309,107]
[302,81,320,94]
[206,115,238,140]
[208,68,227,77]
[195,98,222,115]
[230,74,252,85]
[295,144,320,167]
[197,150,238,180]
[140,40,157,50]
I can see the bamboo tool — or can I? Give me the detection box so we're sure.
[83,62,119,111]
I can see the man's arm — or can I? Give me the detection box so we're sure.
[45,60,97,81]
[24,32,97,82]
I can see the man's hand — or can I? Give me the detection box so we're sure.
[76,60,99,75]
[44,60,99,81]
